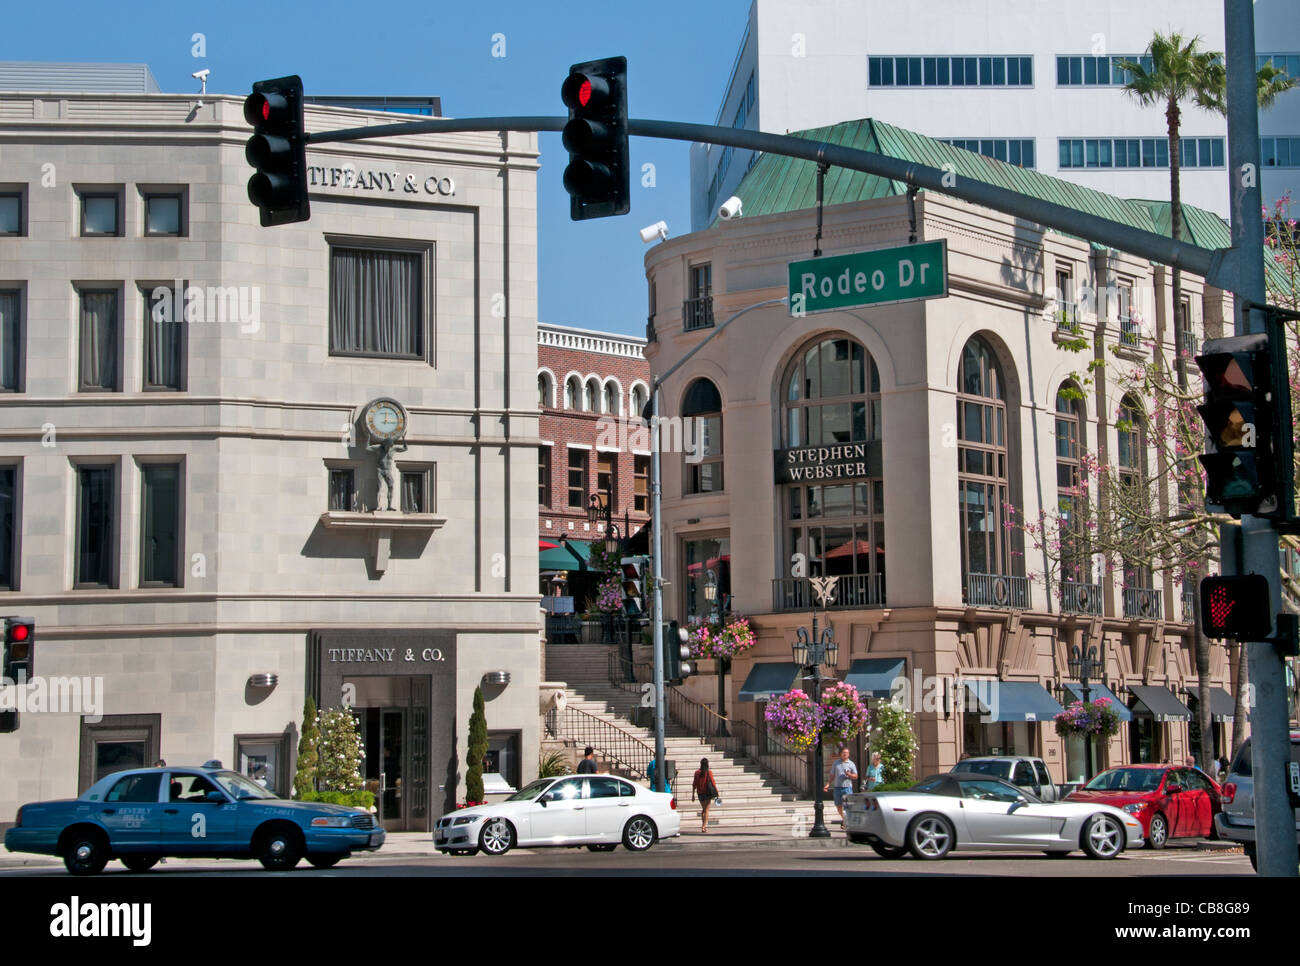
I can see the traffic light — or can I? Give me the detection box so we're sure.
[1195,333,1280,518]
[1200,576,1272,641]
[620,556,647,616]
[244,75,310,227]
[2,617,33,681]
[663,620,693,683]
[560,57,629,221]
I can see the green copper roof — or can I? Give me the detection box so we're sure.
[724,117,1293,298]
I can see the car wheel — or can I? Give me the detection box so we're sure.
[870,842,909,859]
[256,827,303,871]
[1082,813,1124,859]
[120,855,160,873]
[63,833,109,876]
[307,854,342,869]
[479,818,515,856]
[906,814,954,860]
[1145,812,1169,850]
[586,843,618,852]
[622,815,657,852]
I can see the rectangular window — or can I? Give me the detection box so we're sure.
[597,453,615,511]
[143,285,183,390]
[399,467,432,513]
[870,55,1030,87]
[634,454,649,513]
[76,464,116,588]
[140,463,180,587]
[0,465,14,590]
[78,289,120,391]
[143,192,184,236]
[0,192,22,235]
[567,449,586,509]
[328,246,424,358]
[79,190,121,236]
[0,289,21,391]
[329,469,356,511]
[539,447,551,507]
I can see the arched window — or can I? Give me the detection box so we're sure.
[565,376,581,410]
[584,378,600,412]
[1117,394,1152,592]
[957,336,1019,585]
[538,371,554,409]
[682,378,723,494]
[604,382,619,416]
[779,336,885,607]
[630,384,646,421]
[1055,383,1089,585]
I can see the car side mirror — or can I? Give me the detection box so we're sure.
[538,795,549,807]
[1166,784,1182,795]
[205,791,226,803]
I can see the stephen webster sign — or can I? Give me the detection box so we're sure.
[774,441,883,483]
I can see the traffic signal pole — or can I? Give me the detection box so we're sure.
[1224,0,1297,878]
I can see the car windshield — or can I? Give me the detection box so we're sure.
[505,779,555,803]
[212,770,278,800]
[1084,768,1164,792]
[954,760,1011,779]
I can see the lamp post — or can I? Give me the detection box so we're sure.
[1068,644,1102,783]
[704,568,729,738]
[588,494,623,643]
[793,576,840,839]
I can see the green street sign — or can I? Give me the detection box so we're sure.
[788,240,948,315]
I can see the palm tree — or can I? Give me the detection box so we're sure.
[1120,36,1298,767]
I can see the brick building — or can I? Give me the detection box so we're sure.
[537,324,651,595]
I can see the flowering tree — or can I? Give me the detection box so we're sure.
[316,708,365,792]
[870,702,918,784]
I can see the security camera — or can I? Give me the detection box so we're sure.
[191,69,210,81]
[718,196,743,220]
[639,220,669,244]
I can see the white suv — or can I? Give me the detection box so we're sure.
[1213,733,1300,870]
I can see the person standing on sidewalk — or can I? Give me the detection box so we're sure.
[824,746,858,826]
[577,746,598,774]
[691,758,719,833]
[864,752,884,791]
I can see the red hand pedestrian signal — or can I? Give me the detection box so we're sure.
[1209,583,1235,627]
[1200,575,1271,640]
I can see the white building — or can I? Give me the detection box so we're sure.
[0,67,543,832]
[691,0,1300,229]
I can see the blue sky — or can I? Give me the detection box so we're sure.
[5,0,753,336]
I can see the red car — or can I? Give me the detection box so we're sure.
[1064,764,1220,849]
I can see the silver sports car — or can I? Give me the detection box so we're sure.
[844,772,1144,860]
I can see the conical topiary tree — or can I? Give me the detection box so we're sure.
[466,687,488,803]
[316,707,364,792]
[293,697,319,798]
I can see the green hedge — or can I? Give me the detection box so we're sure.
[299,790,376,810]
[869,781,917,793]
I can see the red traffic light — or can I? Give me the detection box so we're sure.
[578,79,592,107]
[10,623,27,642]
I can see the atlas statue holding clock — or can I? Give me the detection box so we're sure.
[360,397,409,511]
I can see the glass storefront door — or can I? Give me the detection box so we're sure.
[362,706,407,830]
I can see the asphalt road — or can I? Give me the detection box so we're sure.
[0,843,1253,877]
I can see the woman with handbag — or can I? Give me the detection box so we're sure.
[691,757,720,833]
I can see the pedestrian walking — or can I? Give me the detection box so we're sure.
[692,757,720,833]
[864,751,884,791]
[577,746,598,774]
[823,746,858,826]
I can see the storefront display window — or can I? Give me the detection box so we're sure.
[684,535,730,621]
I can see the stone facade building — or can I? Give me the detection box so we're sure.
[0,79,542,831]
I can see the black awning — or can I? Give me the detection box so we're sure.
[1128,685,1192,722]
[844,658,907,698]
[1187,686,1236,723]
[738,662,802,702]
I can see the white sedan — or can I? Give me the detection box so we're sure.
[433,774,680,856]
[845,772,1144,860]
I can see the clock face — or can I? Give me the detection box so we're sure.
[364,399,407,440]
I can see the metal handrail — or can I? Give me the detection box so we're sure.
[725,718,812,798]
[543,705,654,779]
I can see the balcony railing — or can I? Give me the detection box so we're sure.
[1123,586,1163,620]
[1179,328,1198,357]
[1055,301,1080,334]
[1181,585,1198,623]
[965,573,1032,609]
[1060,580,1102,615]
[1118,313,1140,348]
[683,295,715,332]
[771,574,885,612]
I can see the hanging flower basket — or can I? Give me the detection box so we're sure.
[592,577,624,614]
[1054,697,1121,740]
[819,682,870,745]
[687,615,757,661]
[764,690,822,752]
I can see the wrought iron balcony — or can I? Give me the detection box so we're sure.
[1123,586,1163,620]
[965,573,1031,609]
[1118,313,1140,348]
[1060,580,1102,616]
[1181,585,1198,623]
[771,574,885,612]
[1055,300,1081,334]
[683,295,715,332]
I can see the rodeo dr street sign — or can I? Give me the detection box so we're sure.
[788,239,948,315]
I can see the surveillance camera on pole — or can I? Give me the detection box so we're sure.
[639,220,668,244]
[718,195,743,220]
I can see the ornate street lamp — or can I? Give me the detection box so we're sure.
[1068,644,1102,782]
[792,576,840,839]
[704,568,730,738]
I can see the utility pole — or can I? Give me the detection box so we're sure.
[1224,0,1298,877]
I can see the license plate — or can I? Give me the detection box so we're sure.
[369,833,381,847]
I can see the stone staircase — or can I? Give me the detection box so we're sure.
[546,644,820,832]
